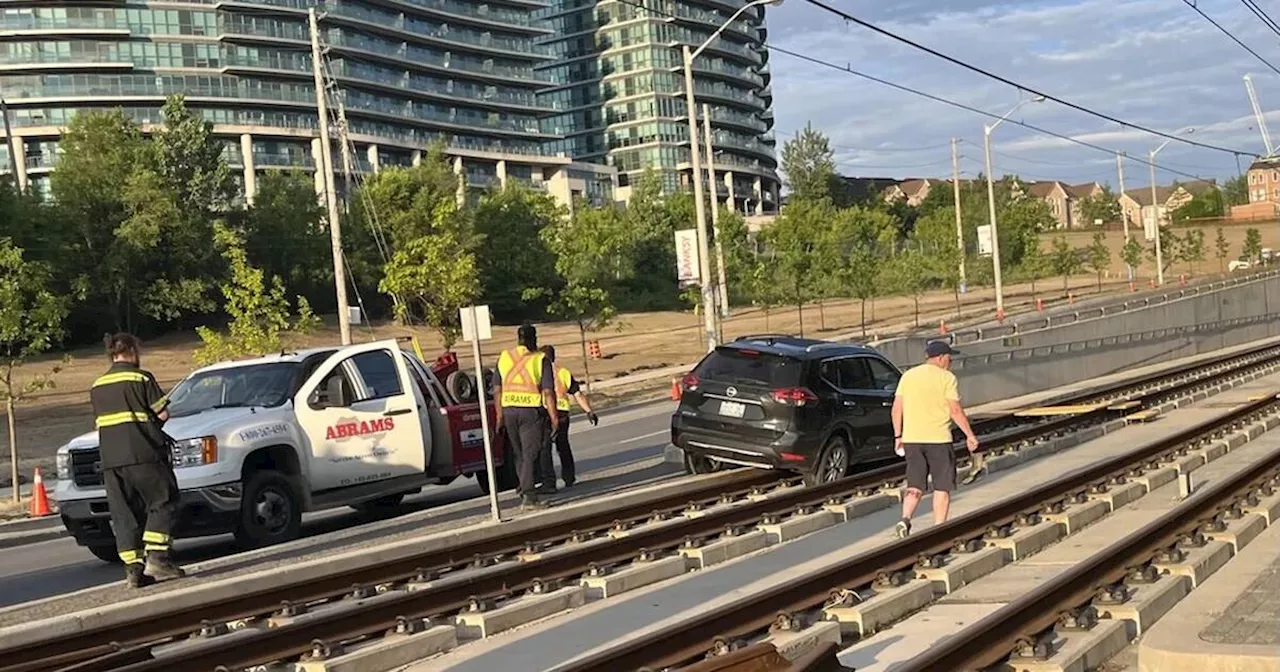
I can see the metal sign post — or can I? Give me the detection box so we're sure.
[461,304,501,522]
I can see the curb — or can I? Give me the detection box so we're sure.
[0,526,65,550]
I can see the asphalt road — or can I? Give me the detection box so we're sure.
[0,400,677,609]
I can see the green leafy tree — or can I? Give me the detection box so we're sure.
[0,241,67,501]
[1182,229,1206,275]
[473,184,564,320]
[380,230,479,349]
[1148,230,1182,275]
[762,198,831,335]
[1078,189,1121,226]
[911,209,963,314]
[1222,174,1248,207]
[1085,232,1111,292]
[619,170,686,310]
[1244,227,1263,262]
[1050,236,1082,292]
[781,122,837,203]
[194,225,319,366]
[835,205,898,335]
[1021,240,1049,298]
[1172,189,1224,222]
[242,171,331,309]
[886,245,932,326]
[1122,237,1145,280]
[1215,227,1231,273]
[526,202,635,383]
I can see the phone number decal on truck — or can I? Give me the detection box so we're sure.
[238,423,291,443]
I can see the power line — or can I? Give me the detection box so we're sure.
[1240,0,1280,39]
[800,0,1259,157]
[1182,0,1280,77]
[765,43,1219,183]
[774,129,951,154]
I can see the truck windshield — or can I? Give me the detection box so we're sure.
[166,363,298,418]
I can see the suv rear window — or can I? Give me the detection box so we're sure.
[694,348,802,387]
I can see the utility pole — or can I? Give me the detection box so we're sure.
[0,97,22,194]
[703,103,729,319]
[951,137,966,293]
[310,8,352,345]
[1149,153,1164,286]
[1117,152,1131,281]
[682,45,716,352]
[336,99,356,211]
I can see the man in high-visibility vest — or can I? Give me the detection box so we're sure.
[91,333,186,587]
[539,345,598,489]
[494,323,559,509]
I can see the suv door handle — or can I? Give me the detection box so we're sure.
[384,408,413,417]
[842,400,857,407]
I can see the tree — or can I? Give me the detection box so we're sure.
[1222,174,1248,207]
[1078,189,1121,226]
[886,246,932,326]
[241,171,331,310]
[1243,228,1263,262]
[1215,227,1231,273]
[473,184,564,320]
[1182,229,1206,275]
[911,208,963,314]
[379,230,480,350]
[618,170,687,311]
[1148,230,1181,275]
[762,198,830,335]
[1050,236,1082,292]
[0,241,67,502]
[1171,189,1224,222]
[834,206,898,335]
[781,122,837,203]
[527,202,635,383]
[1085,232,1111,292]
[1122,237,1144,280]
[1020,240,1049,298]
[194,225,319,366]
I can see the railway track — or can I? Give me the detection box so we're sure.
[563,394,1280,672]
[5,341,1280,672]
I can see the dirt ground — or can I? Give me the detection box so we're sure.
[0,271,1188,488]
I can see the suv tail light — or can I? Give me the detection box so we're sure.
[681,374,700,392]
[772,387,818,406]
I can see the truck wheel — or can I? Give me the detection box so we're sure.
[350,493,406,514]
[87,544,121,564]
[477,446,519,495]
[804,435,852,487]
[235,471,302,548]
[684,451,722,475]
[446,371,476,403]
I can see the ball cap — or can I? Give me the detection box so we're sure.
[925,340,959,358]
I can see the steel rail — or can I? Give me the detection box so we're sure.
[897,444,1280,671]
[555,395,1280,671]
[669,640,850,672]
[9,341,1280,672]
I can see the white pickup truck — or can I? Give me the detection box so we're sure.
[54,339,515,562]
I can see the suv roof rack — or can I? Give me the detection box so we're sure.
[734,333,796,343]
[804,342,856,352]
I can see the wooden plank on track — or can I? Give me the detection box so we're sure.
[1106,400,1142,411]
[1126,409,1162,422]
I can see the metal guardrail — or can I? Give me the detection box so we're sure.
[951,314,1280,371]
[942,269,1280,346]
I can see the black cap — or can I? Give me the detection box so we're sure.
[517,322,537,341]
[925,340,959,358]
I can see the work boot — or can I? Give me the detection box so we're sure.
[520,495,548,511]
[537,482,558,495]
[144,552,187,581]
[124,563,155,588]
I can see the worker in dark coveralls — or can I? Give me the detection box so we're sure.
[493,323,558,509]
[91,333,186,587]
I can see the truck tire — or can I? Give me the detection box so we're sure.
[446,371,476,403]
[350,492,406,514]
[87,544,121,564]
[476,444,518,495]
[235,470,302,548]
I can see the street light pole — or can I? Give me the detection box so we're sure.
[1149,128,1194,287]
[983,96,1044,315]
[683,0,781,352]
[703,103,729,319]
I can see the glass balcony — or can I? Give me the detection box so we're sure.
[326,30,544,81]
[253,150,315,168]
[219,17,309,41]
[691,61,763,87]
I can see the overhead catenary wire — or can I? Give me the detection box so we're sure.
[801,0,1259,157]
[1240,0,1280,40]
[606,0,1232,184]
[1181,0,1280,77]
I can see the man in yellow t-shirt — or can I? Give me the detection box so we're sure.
[890,340,979,538]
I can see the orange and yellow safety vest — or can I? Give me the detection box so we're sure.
[553,366,574,412]
[497,346,546,408]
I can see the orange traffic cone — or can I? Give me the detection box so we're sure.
[995,308,1006,324]
[29,467,51,518]
[1036,298,1044,313]
[938,320,948,336]
[1068,293,1075,305]
[670,377,682,402]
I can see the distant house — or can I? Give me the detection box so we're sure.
[883,178,936,206]
[837,176,901,203]
[1067,182,1107,226]
[1022,181,1072,229]
[1232,157,1280,221]
[1119,179,1216,230]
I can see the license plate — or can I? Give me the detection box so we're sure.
[719,401,746,418]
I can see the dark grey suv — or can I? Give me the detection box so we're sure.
[670,335,903,485]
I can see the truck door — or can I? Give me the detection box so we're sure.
[293,341,428,492]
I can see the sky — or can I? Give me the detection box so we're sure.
[765,0,1280,190]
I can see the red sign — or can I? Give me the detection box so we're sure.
[326,417,395,440]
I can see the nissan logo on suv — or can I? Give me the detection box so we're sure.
[725,386,738,397]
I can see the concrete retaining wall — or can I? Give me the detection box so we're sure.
[873,270,1280,367]
[949,315,1280,406]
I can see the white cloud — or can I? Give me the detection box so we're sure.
[765,0,1280,185]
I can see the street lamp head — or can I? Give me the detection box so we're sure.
[763,0,784,6]
[1030,95,1047,103]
